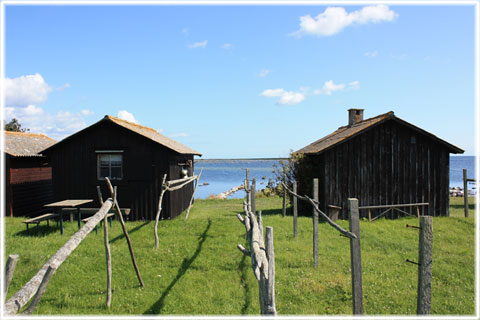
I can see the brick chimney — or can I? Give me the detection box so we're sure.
[348,109,364,126]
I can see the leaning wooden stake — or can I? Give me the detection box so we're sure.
[185,168,203,220]
[21,266,55,315]
[154,174,168,249]
[263,227,276,314]
[4,199,114,315]
[105,177,145,288]
[4,254,19,296]
[282,173,286,218]
[348,198,363,315]
[293,181,298,238]
[313,178,319,268]
[417,216,433,315]
[97,185,112,308]
[463,168,469,218]
[251,178,256,216]
[245,168,250,206]
[237,208,276,315]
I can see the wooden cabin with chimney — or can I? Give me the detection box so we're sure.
[295,109,464,219]
[41,115,202,221]
[4,131,56,217]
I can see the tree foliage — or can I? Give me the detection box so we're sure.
[4,118,29,132]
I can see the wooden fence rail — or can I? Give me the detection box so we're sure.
[154,173,200,248]
[238,172,277,315]
[4,199,114,315]
[463,168,476,218]
[359,203,429,221]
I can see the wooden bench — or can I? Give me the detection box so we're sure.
[82,213,115,235]
[23,213,59,234]
[62,208,131,230]
[328,205,342,222]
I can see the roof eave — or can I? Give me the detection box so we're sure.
[295,113,464,155]
[296,112,394,155]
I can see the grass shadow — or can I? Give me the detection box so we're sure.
[144,219,212,314]
[450,203,475,211]
[109,221,151,244]
[14,224,59,237]
[257,207,287,216]
[238,254,251,314]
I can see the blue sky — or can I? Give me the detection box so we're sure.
[3,3,476,158]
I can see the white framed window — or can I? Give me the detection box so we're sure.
[97,152,123,180]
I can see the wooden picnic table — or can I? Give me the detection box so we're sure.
[44,199,94,235]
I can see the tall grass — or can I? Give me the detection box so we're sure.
[4,196,475,315]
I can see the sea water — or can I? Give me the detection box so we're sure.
[193,156,476,199]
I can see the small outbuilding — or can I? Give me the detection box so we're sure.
[295,109,464,219]
[41,115,202,220]
[4,131,56,217]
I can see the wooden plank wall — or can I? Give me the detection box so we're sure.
[10,180,54,217]
[46,122,194,221]
[5,156,54,217]
[298,119,451,219]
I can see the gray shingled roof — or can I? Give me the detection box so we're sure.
[4,131,56,157]
[296,111,463,154]
[42,115,202,156]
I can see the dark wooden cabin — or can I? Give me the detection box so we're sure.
[41,115,202,220]
[4,131,56,217]
[295,109,464,219]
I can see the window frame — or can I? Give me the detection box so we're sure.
[96,150,124,181]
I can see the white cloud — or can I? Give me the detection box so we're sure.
[314,80,346,95]
[313,80,360,95]
[261,88,305,105]
[222,43,233,49]
[261,88,286,97]
[170,132,189,138]
[24,105,44,116]
[5,73,52,107]
[258,69,272,77]
[81,109,94,116]
[188,40,208,49]
[182,27,189,34]
[364,50,378,58]
[292,5,397,37]
[3,73,91,140]
[117,110,138,124]
[348,81,360,90]
[55,83,71,91]
[4,106,89,141]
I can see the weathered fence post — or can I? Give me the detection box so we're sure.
[154,174,168,249]
[263,226,276,314]
[313,178,319,268]
[348,198,363,315]
[21,266,55,315]
[185,168,203,220]
[417,216,433,315]
[4,254,19,296]
[245,168,250,206]
[237,208,277,315]
[251,178,256,216]
[293,181,298,238]
[4,199,114,315]
[463,168,469,218]
[105,178,144,288]
[97,185,112,308]
[282,173,286,218]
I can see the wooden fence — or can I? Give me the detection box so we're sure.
[280,178,435,315]
[463,168,476,218]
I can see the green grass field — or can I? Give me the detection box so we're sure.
[4,196,476,315]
